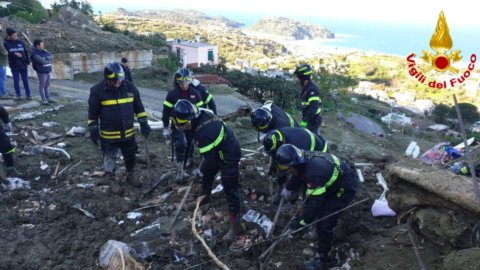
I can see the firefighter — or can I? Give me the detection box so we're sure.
[192,78,217,114]
[250,100,299,133]
[263,127,329,203]
[275,144,358,270]
[172,99,242,241]
[0,105,21,177]
[88,62,151,195]
[293,64,322,135]
[162,68,204,182]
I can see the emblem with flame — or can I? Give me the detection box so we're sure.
[421,11,462,73]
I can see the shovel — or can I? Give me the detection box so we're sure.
[144,138,153,187]
[267,197,285,238]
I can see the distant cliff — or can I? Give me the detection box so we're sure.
[249,17,335,40]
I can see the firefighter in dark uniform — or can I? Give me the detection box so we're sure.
[293,64,322,135]
[250,100,299,133]
[276,144,358,270]
[263,127,329,203]
[192,78,217,114]
[172,99,242,241]
[162,68,205,182]
[0,106,21,177]
[88,62,151,195]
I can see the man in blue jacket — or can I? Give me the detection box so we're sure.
[31,39,55,104]
[3,28,31,100]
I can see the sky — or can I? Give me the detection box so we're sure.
[38,0,480,27]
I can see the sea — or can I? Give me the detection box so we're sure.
[216,12,480,60]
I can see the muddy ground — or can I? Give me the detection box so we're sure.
[0,94,479,270]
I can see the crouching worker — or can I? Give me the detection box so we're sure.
[172,99,242,241]
[0,105,20,177]
[275,144,358,270]
[88,62,151,195]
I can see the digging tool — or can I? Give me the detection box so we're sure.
[143,138,153,188]
[168,179,194,231]
[267,197,285,238]
[142,170,174,196]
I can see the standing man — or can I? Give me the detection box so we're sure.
[293,64,322,135]
[0,105,21,177]
[172,100,242,241]
[162,67,204,182]
[88,62,151,195]
[0,25,9,98]
[31,39,54,104]
[275,144,358,269]
[3,28,31,100]
[251,100,299,134]
[120,57,133,83]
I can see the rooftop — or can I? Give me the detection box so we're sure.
[168,40,215,48]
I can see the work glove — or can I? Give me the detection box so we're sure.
[138,118,151,138]
[4,122,12,132]
[163,128,171,141]
[300,121,307,128]
[88,124,100,146]
[281,187,296,201]
[288,217,307,231]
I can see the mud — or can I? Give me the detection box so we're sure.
[0,95,479,270]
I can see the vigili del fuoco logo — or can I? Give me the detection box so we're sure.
[406,11,476,89]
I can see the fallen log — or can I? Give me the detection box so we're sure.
[191,195,230,270]
[387,162,480,214]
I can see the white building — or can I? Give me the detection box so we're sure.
[169,39,218,68]
[0,1,11,8]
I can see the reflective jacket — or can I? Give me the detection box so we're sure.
[31,47,53,74]
[3,38,29,71]
[88,80,147,142]
[192,110,239,163]
[262,101,299,132]
[301,80,322,125]
[287,153,358,223]
[162,85,204,128]
[194,83,217,114]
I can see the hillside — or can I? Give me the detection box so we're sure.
[249,16,335,40]
[100,9,288,63]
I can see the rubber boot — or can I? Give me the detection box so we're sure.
[175,162,189,183]
[107,172,124,195]
[222,213,242,242]
[303,254,328,270]
[125,171,142,188]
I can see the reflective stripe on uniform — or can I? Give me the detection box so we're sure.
[322,142,328,153]
[163,100,174,108]
[100,128,135,139]
[270,130,283,151]
[196,101,204,107]
[286,113,295,127]
[308,96,320,103]
[205,94,212,104]
[87,119,97,125]
[306,129,316,151]
[136,112,147,118]
[6,146,16,154]
[101,97,134,106]
[305,155,341,196]
[316,108,322,115]
[198,125,225,154]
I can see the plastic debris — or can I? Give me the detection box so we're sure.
[242,209,273,235]
[3,177,31,190]
[40,160,49,171]
[127,212,143,220]
[98,240,134,268]
[66,126,87,136]
[72,203,95,219]
[42,121,59,128]
[211,184,223,194]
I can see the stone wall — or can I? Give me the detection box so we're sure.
[26,50,166,80]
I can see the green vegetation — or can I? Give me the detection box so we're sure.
[193,64,356,112]
[51,0,93,17]
[0,0,48,23]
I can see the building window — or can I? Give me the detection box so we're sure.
[176,48,181,59]
[208,49,214,62]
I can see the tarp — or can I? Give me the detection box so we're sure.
[420,142,450,165]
